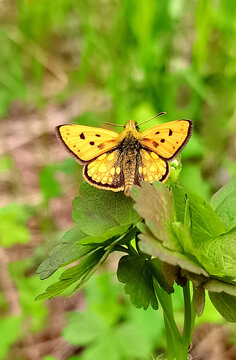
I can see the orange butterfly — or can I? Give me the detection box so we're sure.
[56,113,192,196]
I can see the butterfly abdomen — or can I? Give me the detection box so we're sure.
[119,132,141,196]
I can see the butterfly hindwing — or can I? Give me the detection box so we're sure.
[56,124,119,164]
[83,150,124,191]
[136,149,169,184]
[140,120,192,160]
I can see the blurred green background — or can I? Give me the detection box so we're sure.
[0,1,235,359]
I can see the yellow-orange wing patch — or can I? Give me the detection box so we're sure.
[83,150,124,192]
[56,124,119,164]
[140,120,192,160]
[138,150,169,184]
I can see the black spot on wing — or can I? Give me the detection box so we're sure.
[158,119,193,160]
[55,125,88,165]
[80,132,85,139]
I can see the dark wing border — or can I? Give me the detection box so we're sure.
[83,164,124,191]
[55,125,88,165]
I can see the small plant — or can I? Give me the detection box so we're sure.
[36,176,236,359]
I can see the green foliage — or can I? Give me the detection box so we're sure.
[117,255,158,310]
[198,228,236,278]
[39,165,62,200]
[9,260,49,332]
[132,183,208,276]
[179,164,211,200]
[0,29,27,116]
[39,160,77,200]
[132,181,179,251]
[210,178,236,230]
[37,227,94,280]
[172,185,226,245]
[131,181,236,321]
[36,248,108,300]
[0,204,31,247]
[0,316,22,360]
[37,178,236,326]
[36,183,139,300]
[62,272,164,360]
[209,292,236,323]
[73,183,139,236]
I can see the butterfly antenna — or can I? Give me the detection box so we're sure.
[105,122,125,127]
[137,112,167,126]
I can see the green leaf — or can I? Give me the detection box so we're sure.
[180,164,211,200]
[9,260,48,332]
[131,181,181,251]
[115,322,154,359]
[84,272,124,326]
[209,292,236,322]
[63,311,107,346]
[78,224,130,245]
[196,227,236,278]
[63,272,163,360]
[80,332,121,360]
[73,182,139,236]
[171,222,195,255]
[172,185,225,246]
[0,316,21,359]
[39,165,62,199]
[210,178,236,229]
[0,29,27,116]
[138,223,208,277]
[151,258,174,294]
[59,249,105,280]
[0,204,31,247]
[37,227,95,280]
[35,248,106,300]
[204,279,236,297]
[117,255,158,310]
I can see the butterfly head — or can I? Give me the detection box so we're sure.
[124,120,140,132]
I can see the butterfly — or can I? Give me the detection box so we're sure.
[56,113,192,196]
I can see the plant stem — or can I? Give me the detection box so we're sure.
[182,281,196,348]
[182,281,192,345]
[154,281,188,360]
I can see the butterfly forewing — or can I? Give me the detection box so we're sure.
[140,120,192,160]
[137,150,169,183]
[83,150,124,191]
[56,125,119,164]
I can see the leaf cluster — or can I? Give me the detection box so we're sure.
[131,179,236,321]
[35,183,139,300]
[36,178,236,323]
